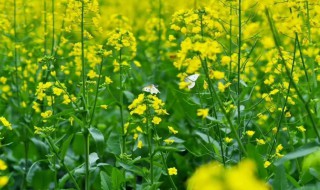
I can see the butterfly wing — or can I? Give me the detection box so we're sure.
[185,74,199,89]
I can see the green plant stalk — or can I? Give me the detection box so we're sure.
[153,128,177,190]
[229,3,232,79]
[89,57,104,127]
[199,10,226,164]
[268,36,297,157]
[305,1,311,43]
[46,137,81,190]
[295,33,311,92]
[51,0,55,54]
[119,49,126,154]
[200,57,247,156]
[266,8,320,141]
[145,97,154,184]
[237,0,242,159]
[80,1,89,189]
[84,129,90,190]
[44,0,47,54]
[13,0,29,188]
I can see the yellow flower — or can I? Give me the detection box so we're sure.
[136,126,143,133]
[0,117,12,130]
[246,130,255,137]
[0,176,9,187]
[164,139,175,145]
[224,137,233,144]
[0,160,7,170]
[152,116,162,125]
[296,125,306,133]
[168,167,178,175]
[264,161,271,168]
[41,110,53,119]
[53,87,64,96]
[130,104,147,115]
[137,140,143,149]
[87,70,98,79]
[105,76,113,84]
[256,138,266,145]
[100,105,108,110]
[168,126,178,134]
[197,108,209,119]
[276,144,283,153]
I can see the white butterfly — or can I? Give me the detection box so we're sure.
[184,74,200,89]
[142,84,160,94]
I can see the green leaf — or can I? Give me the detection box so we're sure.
[123,90,134,102]
[111,167,124,190]
[100,171,112,190]
[89,152,100,166]
[274,143,320,166]
[273,164,288,190]
[89,127,105,156]
[31,137,49,156]
[118,161,144,176]
[60,134,74,159]
[26,160,43,184]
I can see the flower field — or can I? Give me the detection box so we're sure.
[1,0,320,189]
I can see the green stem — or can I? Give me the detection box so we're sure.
[44,0,47,54]
[84,129,90,190]
[119,49,126,154]
[51,0,55,54]
[295,33,311,92]
[81,0,86,103]
[237,0,242,159]
[88,58,104,127]
[145,97,154,184]
[268,36,297,157]
[266,8,320,141]
[199,10,228,163]
[200,56,247,156]
[46,137,81,190]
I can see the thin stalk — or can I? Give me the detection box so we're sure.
[153,0,162,82]
[229,3,232,79]
[119,49,126,154]
[145,97,154,184]
[305,1,311,43]
[200,10,226,163]
[80,1,89,189]
[237,0,242,159]
[81,0,86,103]
[46,137,81,190]
[84,130,90,190]
[268,36,297,156]
[51,0,55,54]
[88,58,104,127]
[295,33,311,92]
[200,57,247,156]
[153,129,177,190]
[44,0,47,54]
[266,8,320,141]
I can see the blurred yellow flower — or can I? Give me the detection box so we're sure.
[197,108,209,119]
[168,167,178,175]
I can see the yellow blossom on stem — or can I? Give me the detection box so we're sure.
[0,160,7,170]
[0,117,12,130]
[137,140,143,149]
[296,125,306,133]
[264,161,271,168]
[197,108,209,119]
[256,138,266,145]
[246,130,255,137]
[168,167,178,175]
[224,137,233,144]
[168,126,178,134]
[100,105,108,110]
[164,139,175,145]
[105,76,113,84]
[152,116,162,125]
